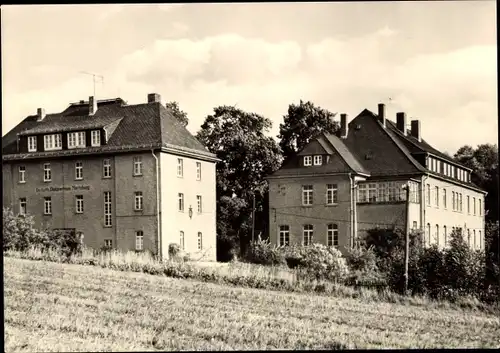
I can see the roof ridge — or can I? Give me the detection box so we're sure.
[323,132,370,175]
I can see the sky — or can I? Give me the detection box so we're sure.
[1,2,497,155]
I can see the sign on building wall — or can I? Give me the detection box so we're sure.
[35,185,91,193]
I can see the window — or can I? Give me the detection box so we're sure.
[479,199,482,216]
[459,193,463,212]
[68,131,85,149]
[437,160,441,174]
[435,224,439,246]
[103,159,112,178]
[104,239,112,248]
[473,197,476,215]
[196,162,201,180]
[19,166,26,183]
[104,191,112,227]
[197,232,203,250]
[43,163,51,182]
[444,226,448,247]
[426,184,431,206]
[467,196,470,214]
[302,185,313,206]
[178,193,184,212]
[75,161,83,180]
[44,134,62,151]
[327,224,338,247]
[177,158,183,177]
[357,181,407,203]
[358,184,367,203]
[473,230,476,249]
[28,136,37,152]
[304,156,312,166]
[412,221,417,230]
[479,230,482,249]
[452,192,456,211]
[278,225,290,246]
[326,184,338,205]
[180,231,185,250]
[133,156,143,176]
[134,191,143,211]
[443,189,447,209]
[435,186,439,207]
[78,232,84,244]
[75,195,84,214]
[426,223,431,246]
[19,198,27,215]
[313,155,322,166]
[196,195,202,214]
[44,197,52,215]
[91,130,101,146]
[303,224,313,246]
[135,231,144,251]
[367,183,377,202]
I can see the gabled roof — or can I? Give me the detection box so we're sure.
[2,97,217,161]
[323,133,369,175]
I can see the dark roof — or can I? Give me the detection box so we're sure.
[323,133,369,175]
[2,97,217,161]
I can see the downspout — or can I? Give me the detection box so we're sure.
[421,174,428,246]
[151,149,162,260]
[349,173,354,248]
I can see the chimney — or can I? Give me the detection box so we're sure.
[36,108,46,122]
[410,120,421,142]
[340,113,348,138]
[378,103,386,127]
[396,112,407,135]
[89,96,97,116]
[147,93,161,103]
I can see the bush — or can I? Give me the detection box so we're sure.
[293,244,349,282]
[243,238,287,267]
[344,245,378,272]
[3,208,47,252]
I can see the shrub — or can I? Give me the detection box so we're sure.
[344,245,378,272]
[293,244,349,282]
[243,238,287,267]
[3,208,47,252]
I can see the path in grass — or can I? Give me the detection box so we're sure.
[4,257,500,351]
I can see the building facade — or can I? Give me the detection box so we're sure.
[2,93,219,261]
[267,104,487,253]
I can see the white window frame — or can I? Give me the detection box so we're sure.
[196,162,202,180]
[426,223,431,246]
[180,231,185,250]
[43,163,51,182]
[19,166,26,183]
[178,193,184,212]
[44,134,62,151]
[443,189,447,209]
[326,184,338,205]
[459,193,463,212]
[426,184,431,206]
[327,223,338,247]
[479,199,482,216]
[452,191,456,211]
[28,136,37,152]
[75,161,83,180]
[435,186,439,207]
[135,230,144,251]
[19,198,27,215]
[303,156,312,166]
[278,225,290,246]
[197,232,203,250]
[444,225,448,247]
[435,224,439,246]
[68,131,86,149]
[133,156,143,176]
[303,224,314,246]
[302,185,313,206]
[177,158,183,177]
[358,184,367,203]
[44,197,52,215]
[313,155,322,166]
[473,197,476,215]
[103,159,112,178]
[134,191,143,211]
[467,195,470,214]
[91,130,101,147]
[75,195,84,214]
[196,195,202,214]
[104,191,112,227]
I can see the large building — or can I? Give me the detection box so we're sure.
[267,103,487,252]
[2,93,219,261]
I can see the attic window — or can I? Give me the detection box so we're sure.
[313,155,322,166]
[304,156,312,166]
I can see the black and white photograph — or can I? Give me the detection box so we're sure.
[2,1,499,350]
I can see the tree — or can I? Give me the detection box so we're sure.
[278,100,340,162]
[166,101,189,127]
[196,106,283,260]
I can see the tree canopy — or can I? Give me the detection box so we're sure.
[166,101,189,127]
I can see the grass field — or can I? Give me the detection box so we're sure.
[4,257,500,351]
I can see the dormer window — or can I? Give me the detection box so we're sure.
[313,155,322,166]
[91,130,101,147]
[68,131,86,149]
[44,134,62,151]
[28,136,37,152]
[304,156,312,166]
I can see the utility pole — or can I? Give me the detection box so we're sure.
[251,192,256,243]
[403,182,411,295]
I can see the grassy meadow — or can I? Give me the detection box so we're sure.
[4,256,500,351]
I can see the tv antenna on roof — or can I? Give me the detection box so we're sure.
[80,71,104,98]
